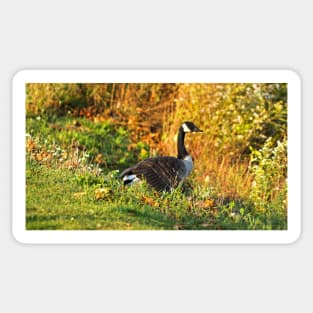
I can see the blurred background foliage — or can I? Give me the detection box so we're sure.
[26,83,287,213]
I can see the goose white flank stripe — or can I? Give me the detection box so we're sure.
[120,121,203,192]
[122,174,140,185]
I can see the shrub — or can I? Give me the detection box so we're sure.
[249,137,287,214]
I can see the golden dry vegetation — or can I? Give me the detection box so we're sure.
[26,83,287,230]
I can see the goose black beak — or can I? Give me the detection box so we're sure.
[194,127,203,132]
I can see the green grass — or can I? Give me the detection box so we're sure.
[26,115,149,170]
[26,160,176,230]
[26,158,287,230]
[26,116,287,231]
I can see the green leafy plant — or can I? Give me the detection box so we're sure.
[249,137,287,216]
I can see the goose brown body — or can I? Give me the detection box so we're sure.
[120,121,202,192]
[120,156,187,192]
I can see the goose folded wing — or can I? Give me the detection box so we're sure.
[133,157,183,191]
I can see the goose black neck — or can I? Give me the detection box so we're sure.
[177,127,188,159]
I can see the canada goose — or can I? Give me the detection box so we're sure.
[120,121,203,192]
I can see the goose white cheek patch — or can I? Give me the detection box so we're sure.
[182,123,191,132]
[12,70,301,244]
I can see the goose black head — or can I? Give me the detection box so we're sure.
[181,121,203,133]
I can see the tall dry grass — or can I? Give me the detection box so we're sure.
[26,82,287,204]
